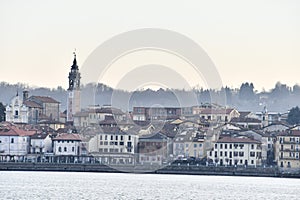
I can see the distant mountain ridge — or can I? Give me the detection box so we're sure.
[1,81,299,113]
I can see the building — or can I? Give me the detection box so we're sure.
[207,136,262,167]
[5,93,29,123]
[194,107,240,123]
[88,127,137,165]
[67,52,81,123]
[137,132,170,165]
[23,92,60,124]
[275,130,300,169]
[230,117,262,129]
[73,105,125,127]
[52,133,82,163]
[28,132,53,162]
[132,107,181,121]
[0,122,35,161]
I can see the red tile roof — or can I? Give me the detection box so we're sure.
[23,100,43,108]
[0,123,36,137]
[31,96,59,104]
[53,133,81,141]
[217,137,261,144]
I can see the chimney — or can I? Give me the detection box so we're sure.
[23,90,29,101]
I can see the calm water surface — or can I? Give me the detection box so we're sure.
[0,171,299,200]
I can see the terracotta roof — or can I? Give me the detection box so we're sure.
[53,133,81,141]
[200,108,235,115]
[217,136,261,144]
[23,100,43,108]
[31,96,59,104]
[0,124,36,137]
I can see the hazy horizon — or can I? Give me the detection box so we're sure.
[1,0,299,92]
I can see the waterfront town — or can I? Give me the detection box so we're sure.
[1,54,300,173]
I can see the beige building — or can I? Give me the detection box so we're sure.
[88,127,138,165]
[193,107,240,123]
[73,106,125,127]
[207,136,262,167]
[275,130,300,169]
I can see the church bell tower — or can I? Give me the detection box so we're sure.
[67,52,81,123]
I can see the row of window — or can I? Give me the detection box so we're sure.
[99,135,131,141]
[215,143,255,150]
[56,141,75,143]
[211,151,257,158]
[217,159,255,165]
[99,147,132,153]
[58,146,75,152]
[100,141,125,146]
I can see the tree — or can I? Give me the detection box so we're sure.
[0,102,5,122]
[239,82,255,100]
[287,106,300,125]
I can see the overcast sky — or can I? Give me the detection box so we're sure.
[0,0,299,91]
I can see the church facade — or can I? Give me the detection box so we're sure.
[5,94,29,123]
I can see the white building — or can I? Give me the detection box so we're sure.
[0,122,35,161]
[30,132,52,154]
[5,94,29,124]
[53,133,81,157]
[207,136,262,167]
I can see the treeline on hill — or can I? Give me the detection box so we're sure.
[1,81,300,113]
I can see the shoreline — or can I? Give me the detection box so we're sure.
[1,162,299,178]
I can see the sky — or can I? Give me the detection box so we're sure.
[0,0,299,92]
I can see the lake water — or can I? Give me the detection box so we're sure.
[0,171,299,200]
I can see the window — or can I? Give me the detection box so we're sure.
[251,160,254,165]
[220,144,223,149]
[120,142,124,145]
[251,144,254,149]
[128,135,131,140]
[220,151,223,156]
[11,138,14,143]
[199,144,202,147]
[64,147,67,152]
[115,135,118,140]
[239,144,244,149]
[100,135,102,140]
[229,152,232,158]
[72,147,75,152]
[111,135,113,140]
[250,152,255,157]
[215,144,217,149]
[239,152,244,157]
[15,110,19,116]
[225,144,227,149]
[225,152,227,157]
[194,144,197,148]
[229,144,232,149]
[121,135,123,141]
[105,135,107,140]
[214,151,217,157]
[58,147,62,152]
[234,152,238,157]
